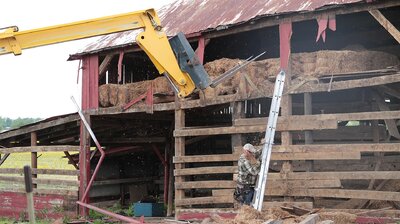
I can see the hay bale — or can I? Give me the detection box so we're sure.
[99,84,110,107]
[108,84,120,106]
[202,50,399,98]
[99,50,399,107]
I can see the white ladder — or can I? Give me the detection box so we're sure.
[252,70,286,211]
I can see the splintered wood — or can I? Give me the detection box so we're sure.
[99,50,399,107]
[199,205,356,224]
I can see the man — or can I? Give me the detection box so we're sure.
[234,143,261,205]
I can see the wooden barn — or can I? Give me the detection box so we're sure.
[0,0,400,222]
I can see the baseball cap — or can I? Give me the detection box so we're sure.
[243,143,256,153]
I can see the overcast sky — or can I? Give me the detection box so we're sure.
[0,0,174,119]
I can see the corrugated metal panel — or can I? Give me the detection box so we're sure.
[72,0,364,56]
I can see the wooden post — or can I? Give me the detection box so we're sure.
[369,10,400,44]
[174,108,185,218]
[280,21,293,202]
[304,93,314,173]
[167,141,174,216]
[304,93,313,144]
[231,101,244,154]
[31,132,37,189]
[78,115,91,216]
[24,166,35,224]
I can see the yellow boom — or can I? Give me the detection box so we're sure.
[0,9,196,97]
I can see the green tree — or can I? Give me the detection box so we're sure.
[0,117,41,131]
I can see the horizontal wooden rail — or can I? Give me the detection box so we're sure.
[174,120,337,137]
[0,145,80,153]
[234,143,400,153]
[0,188,78,197]
[176,179,341,190]
[234,110,400,126]
[93,176,158,186]
[174,150,360,163]
[0,175,78,186]
[175,188,400,206]
[0,168,79,176]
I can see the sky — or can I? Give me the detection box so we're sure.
[0,0,174,119]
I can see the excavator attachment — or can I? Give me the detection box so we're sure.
[169,32,211,90]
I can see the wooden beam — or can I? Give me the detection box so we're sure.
[99,54,114,78]
[264,201,313,210]
[299,214,319,224]
[0,175,78,186]
[175,188,400,206]
[369,10,400,44]
[64,151,79,170]
[373,91,400,139]
[93,176,157,186]
[174,166,237,176]
[0,145,80,153]
[176,181,236,189]
[268,171,400,180]
[173,150,360,163]
[176,179,341,190]
[0,168,79,176]
[0,188,78,197]
[271,143,400,153]
[173,119,337,137]
[270,189,400,201]
[0,153,10,166]
[289,73,400,94]
[190,187,400,203]
[175,143,400,164]
[175,196,233,206]
[235,110,400,126]
[377,86,400,99]
[174,108,185,214]
[0,114,80,140]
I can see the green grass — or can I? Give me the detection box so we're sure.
[0,152,78,190]
[1,152,76,170]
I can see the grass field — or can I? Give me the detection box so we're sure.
[0,152,78,190]
[1,152,76,170]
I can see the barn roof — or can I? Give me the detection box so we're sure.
[69,0,367,58]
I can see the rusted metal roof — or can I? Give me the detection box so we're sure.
[71,0,365,57]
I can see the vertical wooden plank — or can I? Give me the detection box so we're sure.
[79,55,98,216]
[280,22,293,202]
[231,101,244,154]
[82,55,99,110]
[304,93,314,172]
[304,93,313,144]
[31,132,37,189]
[78,115,91,216]
[167,141,174,216]
[174,108,185,218]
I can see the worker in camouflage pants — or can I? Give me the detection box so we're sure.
[234,143,261,205]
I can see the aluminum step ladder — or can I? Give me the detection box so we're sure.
[252,70,286,211]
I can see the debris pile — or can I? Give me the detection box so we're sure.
[199,205,357,224]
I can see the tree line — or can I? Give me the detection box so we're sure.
[0,117,42,132]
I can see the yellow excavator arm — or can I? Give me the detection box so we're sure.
[0,9,201,98]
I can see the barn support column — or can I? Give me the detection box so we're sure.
[79,55,99,216]
[31,132,37,188]
[304,93,314,172]
[231,101,244,160]
[279,22,294,202]
[174,108,185,218]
